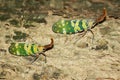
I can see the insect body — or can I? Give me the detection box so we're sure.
[8,38,54,63]
[52,8,107,41]
[52,19,95,34]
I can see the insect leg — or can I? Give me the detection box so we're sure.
[88,29,94,44]
[39,52,47,63]
[30,54,39,64]
[30,52,47,64]
[74,31,87,44]
[74,29,94,44]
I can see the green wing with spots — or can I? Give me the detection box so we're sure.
[52,20,75,34]
[52,19,95,34]
[8,43,39,56]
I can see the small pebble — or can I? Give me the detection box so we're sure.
[94,39,108,50]
[77,42,88,48]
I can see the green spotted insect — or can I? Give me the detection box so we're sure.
[8,38,54,63]
[52,8,107,42]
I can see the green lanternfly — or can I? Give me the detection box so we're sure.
[52,8,107,42]
[8,38,54,63]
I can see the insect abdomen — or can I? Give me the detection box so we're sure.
[52,19,95,34]
[9,43,39,56]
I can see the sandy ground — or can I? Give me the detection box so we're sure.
[0,13,120,80]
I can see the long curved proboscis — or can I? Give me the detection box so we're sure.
[92,8,107,28]
[96,8,107,23]
[43,38,54,51]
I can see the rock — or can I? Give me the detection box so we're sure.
[50,0,64,9]
[99,27,112,36]
[77,42,88,48]
[94,39,108,50]
[32,65,66,80]
[0,63,23,80]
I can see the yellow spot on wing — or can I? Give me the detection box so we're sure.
[68,27,71,30]
[66,22,68,25]
[58,25,61,28]
[74,20,80,32]
[63,28,66,34]
[16,50,20,55]
[71,20,75,27]
[15,43,19,54]
[33,45,38,53]
[61,20,65,26]
[24,44,32,55]
[70,32,72,34]
[75,20,80,27]
[15,43,19,48]
[57,30,59,33]
[82,20,87,30]
[88,20,94,28]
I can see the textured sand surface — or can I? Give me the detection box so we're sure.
[0,14,120,80]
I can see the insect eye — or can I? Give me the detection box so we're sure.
[43,48,46,51]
